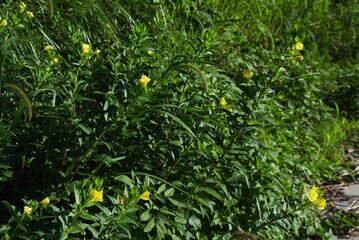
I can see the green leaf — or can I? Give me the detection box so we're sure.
[82,223,99,238]
[154,109,198,141]
[188,215,201,229]
[159,208,176,217]
[78,123,92,135]
[156,184,166,194]
[104,156,126,165]
[0,225,10,234]
[256,198,262,222]
[80,212,99,221]
[1,201,20,223]
[144,218,155,233]
[114,175,134,187]
[59,233,68,240]
[156,218,167,237]
[203,187,223,201]
[164,188,175,197]
[74,185,80,205]
[140,209,152,221]
[168,140,182,147]
[174,215,186,225]
[196,197,215,211]
[168,198,188,208]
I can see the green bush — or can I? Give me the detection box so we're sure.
[0,0,358,239]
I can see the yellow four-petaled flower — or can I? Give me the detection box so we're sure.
[82,43,90,54]
[1,19,7,27]
[219,97,227,106]
[24,206,32,214]
[45,45,54,51]
[242,69,254,78]
[314,198,326,210]
[306,186,318,202]
[51,57,59,64]
[139,75,151,87]
[90,189,103,202]
[139,191,150,201]
[294,42,304,51]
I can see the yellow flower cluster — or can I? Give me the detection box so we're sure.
[219,97,233,113]
[292,42,304,61]
[306,186,326,210]
[17,2,34,18]
[81,43,101,57]
[23,197,50,215]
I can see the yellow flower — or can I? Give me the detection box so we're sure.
[19,2,26,13]
[81,43,90,54]
[24,206,32,214]
[295,55,304,61]
[139,75,151,87]
[40,197,50,205]
[306,186,319,202]
[219,97,227,106]
[1,19,7,27]
[90,189,103,202]
[27,11,34,18]
[139,191,150,201]
[294,42,304,51]
[93,49,101,55]
[314,198,326,210]
[242,69,254,78]
[119,195,125,205]
[44,45,54,51]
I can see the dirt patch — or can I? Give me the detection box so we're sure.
[322,148,359,239]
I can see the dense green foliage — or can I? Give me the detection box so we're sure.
[0,0,358,239]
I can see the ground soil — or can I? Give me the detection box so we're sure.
[322,147,359,239]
